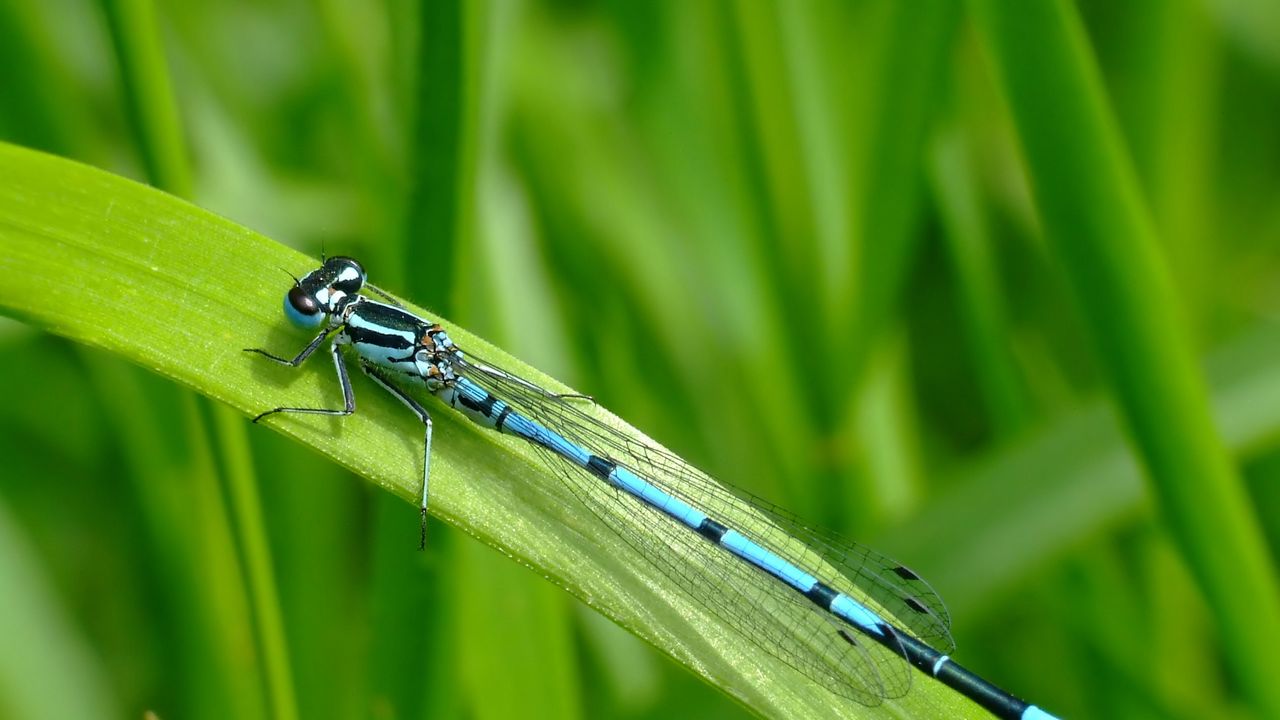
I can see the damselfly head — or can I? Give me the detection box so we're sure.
[323,256,366,295]
[282,256,367,328]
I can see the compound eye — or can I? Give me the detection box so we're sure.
[329,257,366,294]
[284,286,324,328]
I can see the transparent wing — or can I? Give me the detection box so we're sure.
[452,352,954,703]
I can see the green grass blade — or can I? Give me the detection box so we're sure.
[834,0,959,406]
[928,128,1031,437]
[970,3,1280,715]
[212,404,300,720]
[100,4,301,717]
[397,0,468,307]
[80,349,269,719]
[884,321,1280,619]
[100,0,192,197]
[0,500,115,720]
[454,540,584,720]
[0,0,97,160]
[0,143,985,718]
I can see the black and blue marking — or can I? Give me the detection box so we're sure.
[246,257,1060,720]
[445,376,1055,720]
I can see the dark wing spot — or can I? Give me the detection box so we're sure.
[892,565,921,581]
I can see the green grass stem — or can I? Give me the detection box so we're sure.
[970,3,1280,715]
[0,142,979,719]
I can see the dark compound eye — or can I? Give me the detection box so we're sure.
[284,285,324,328]
[288,285,319,314]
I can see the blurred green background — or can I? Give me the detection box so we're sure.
[2,0,1280,718]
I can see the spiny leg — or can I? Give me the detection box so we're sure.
[244,327,333,366]
[250,341,355,423]
[361,364,434,550]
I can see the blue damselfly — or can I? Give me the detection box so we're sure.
[246,257,1060,720]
